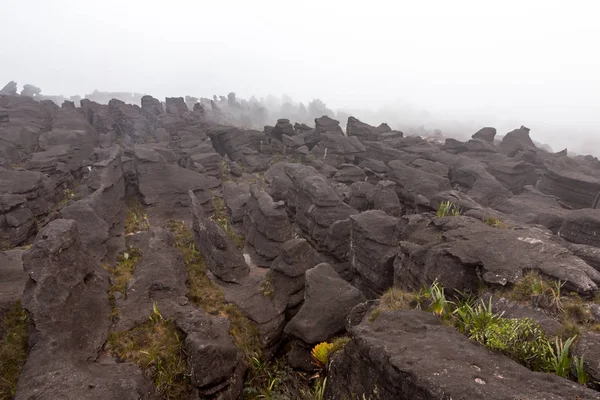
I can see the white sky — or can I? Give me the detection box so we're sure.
[1,0,599,152]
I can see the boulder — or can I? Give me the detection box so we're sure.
[326,309,600,400]
[140,95,163,116]
[222,181,250,223]
[346,116,392,141]
[314,115,343,136]
[284,263,365,343]
[350,211,401,298]
[487,160,538,194]
[537,158,600,209]
[349,181,375,211]
[499,126,537,156]
[244,186,293,261]
[16,219,157,400]
[395,216,600,295]
[191,192,249,282]
[333,164,366,184]
[0,81,17,95]
[559,209,600,248]
[370,180,403,217]
[572,332,600,391]
[21,84,41,97]
[0,249,27,318]
[472,126,496,142]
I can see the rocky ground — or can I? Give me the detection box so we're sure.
[3,83,600,399]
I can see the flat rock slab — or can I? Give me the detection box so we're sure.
[326,309,600,400]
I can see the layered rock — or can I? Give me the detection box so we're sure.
[472,126,496,142]
[284,263,365,343]
[349,210,401,297]
[346,116,393,141]
[16,219,157,400]
[244,186,292,261]
[326,310,600,400]
[558,209,600,248]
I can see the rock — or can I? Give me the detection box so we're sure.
[191,192,249,282]
[388,160,451,210]
[314,115,343,135]
[141,95,164,116]
[487,160,538,194]
[222,181,250,223]
[573,332,600,391]
[350,211,400,298]
[449,157,513,208]
[472,126,497,142]
[358,158,388,174]
[311,133,365,167]
[16,219,157,400]
[349,181,375,211]
[326,309,600,400]
[499,126,537,156]
[371,180,402,217]
[333,164,366,184]
[284,263,365,343]
[165,97,189,116]
[21,84,41,97]
[537,157,600,209]
[271,238,319,313]
[346,116,392,141]
[395,216,600,295]
[0,249,27,318]
[270,118,294,141]
[559,209,600,248]
[0,81,17,95]
[285,164,358,250]
[244,186,293,261]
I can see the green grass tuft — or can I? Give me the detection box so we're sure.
[0,301,29,400]
[106,311,190,399]
[436,201,461,218]
[211,197,245,249]
[124,202,150,235]
[103,247,142,321]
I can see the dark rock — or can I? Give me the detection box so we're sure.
[141,95,164,116]
[350,211,400,298]
[358,158,388,174]
[284,263,365,343]
[349,181,375,211]
[573,332,600,391]
[165,97,189,116]
[559,209,600,248]
[244,186,293,261]
[395,215,600,295]
[222,181,250,223]
[17,219,157,400]
[537,158,600,210]
[333,164,366,184]
[191,192,249,281]
[326,309,600,400]
[499,126,537,156]
[486,160,538,194]
[0,249,27,318]
[409,158,449,177]
[472,127,497,142]
[314,115,343,135]
[371,181,402,217]
[449,157,513,208]
[346,116,392,141]
[270,118,294,141]
[388,160,451,209]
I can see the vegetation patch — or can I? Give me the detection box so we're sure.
[0,301,29,400]
[211,197,245,249]
[106,304,190,399]
[259,273,275,299]
[124,202,150,234]
[484,217,510,229]
[436,201,461,218]
[103,247,142,320]
[244,356,317,400]
[167,221,260,359]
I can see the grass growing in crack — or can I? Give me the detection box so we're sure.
[106,305,190,399]
[436,200,461,218]
[211,197,245,249]
[124,202,150,234]
[0,301,29,400]
[244,356,317,400]
[167,221,261,359]
[259,273,275,299]
[103,247,142,320]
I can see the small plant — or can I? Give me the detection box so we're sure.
[104,247,142,320]
[311,342,334,368]
[574,355,589,385]
[106,314,190,399]
[549,280,565,313]
[436,201,461,218]
[0,301,29,400]
[484,217,509,229]
[149,302,165,324]
[313,377,327,400]
[211,197,245,249]
[124,202,150,234]
[260,273,275,299]
[548,335,577,378]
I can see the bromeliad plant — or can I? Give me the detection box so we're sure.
[436,201,462,218]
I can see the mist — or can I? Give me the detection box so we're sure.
[1,0,599,155]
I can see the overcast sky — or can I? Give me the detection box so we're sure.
[1,0,599,152]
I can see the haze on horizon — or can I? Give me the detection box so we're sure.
[1,0,599,154]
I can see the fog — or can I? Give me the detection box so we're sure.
[1,0,599,154]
